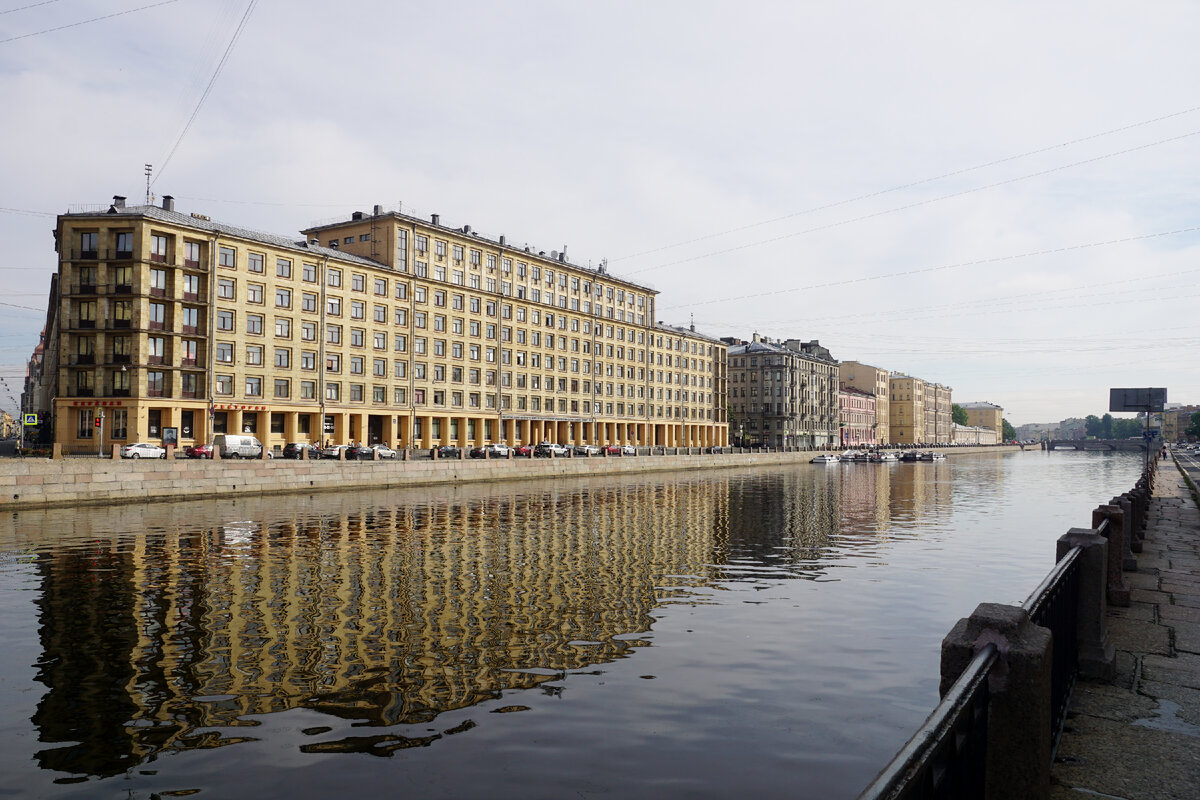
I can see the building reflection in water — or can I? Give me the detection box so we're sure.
[18,462,954,777]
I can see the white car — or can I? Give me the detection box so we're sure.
[621,444,637,456]
[121,442,165,459]
[371,444,399,460]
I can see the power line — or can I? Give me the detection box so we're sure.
[0,206,54,217]
[152,0,258,186]
[662,225,1200,311]
[613,103,1200,263]
[0,0,61,15]
[0,0,179,44]
[630,128,1200,277]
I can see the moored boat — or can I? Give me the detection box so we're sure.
[811,453,839,464]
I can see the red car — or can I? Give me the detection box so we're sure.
[514,444,534,457]
[184,444,213,459]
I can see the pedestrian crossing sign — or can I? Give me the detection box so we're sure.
[22,413,37,426]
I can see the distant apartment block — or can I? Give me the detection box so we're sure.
[839,360,889,444]
[837,386,876,447]
[960,401,1003,440]
[725,335,839,448]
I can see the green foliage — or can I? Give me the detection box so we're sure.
[1187,411,1200,439]
[1002,418,1016,441]
[1111,417,1143,438]
[1101,413,1113,439]
[952,404,968,426]
[1084,415,1103,437]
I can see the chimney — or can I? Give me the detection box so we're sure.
[463,224,471,234]
[373,204,383,216]
[112,195,126,209]
[162,195,174,212]
[431,213,440,226]
[558,246,566,262]
[499,235,506,246]
[351,211,364,221]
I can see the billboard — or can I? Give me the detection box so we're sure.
[1109,387,1167,413]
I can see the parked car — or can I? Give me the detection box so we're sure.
[621,444,637,456]
[514,444,534,457]
[121,442,165,459]
[283,442,320,460]
[184,443,213,459]
[470,443,512,458]
[573,444,601,456]
[370,444,399,460]
[603,444,637,456]
[213,434,267,459]
[534,442,569,458]
[435,445,462,459]
[321,444,350,459]
[346,445,374,460]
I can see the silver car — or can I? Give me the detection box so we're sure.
[120,442,165,459]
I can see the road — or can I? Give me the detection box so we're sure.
[1175,445,1200,488]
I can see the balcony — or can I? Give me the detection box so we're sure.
[74,388,94,397]
[183,291,199,302]
[114,284,132,295]
[147,356,164,365]
[110,354,131,365]
[75,319,96,329]
[77,249,98,260]
[150,253,168,264]
[69,354,95,366]
[114,249,133,260]
[182,325,198,335]
[113,319,131,329]
[184,258,200,269]
[147,321,164,331]
[181,389,199,399]
[150,287,167,298]
[181,357,197,367]
[111,388,131,398]
[147,388,165,398]
[75,284,96,295]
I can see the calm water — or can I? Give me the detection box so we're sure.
[0,451,1141,799]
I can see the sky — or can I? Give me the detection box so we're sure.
[2,0,1198,426]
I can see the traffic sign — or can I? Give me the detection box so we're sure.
[1143,430,1159,440]
[22,413,37,426]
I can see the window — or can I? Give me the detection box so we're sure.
[327,325,341,344]
[350,384,364,402]
[374,278,387,295]
[274,379,290,398]
[301,381,316,399]
[218,278,236,299]
[219,246,236,268]
[352,273,366,292]
[301,321,316,341]
[247,283,264,304]
[148,302,166,329]
[149,268,167,296]
[301,351,316,370]
[150,234,169,263]
[246,314,263,335]
[184,241,200,267]
[216,342,233,363]
[246,345,263,366]
[351,300,365,319]
[435,240,446,258]
[373,358,387,377]
[248,252,264,273]
[302,262,317,282]
[216,374,232,395]
[374,332,386,349]
[275,317,291,338]
[350,356,364,374]
[276,258,292,278]
[147,370,165,397]
[327,296,341,316]
[182,273,200,299]
[374,304,387,323]
[326,354,341,372]
[274,347,290,368]
[351,328,364,347]
[327,268,342,287]
[276,288,291,308]
[115,233,133,258]
[245,376,262,397]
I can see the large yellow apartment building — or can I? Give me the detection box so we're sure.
[46,197,727,453]
[888,374,952,445]
[960,401,1003,441]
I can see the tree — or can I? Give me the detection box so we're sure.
[1084,415,1103,438]
[1002,418,1016,442]
[1187,411,1200,440]
[952,404,968,426]
[1102,413,1113,439]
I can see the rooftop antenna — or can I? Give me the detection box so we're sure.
[144,164,153,204]
[690,313,695,332]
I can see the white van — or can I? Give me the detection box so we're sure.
[213,434,267,459]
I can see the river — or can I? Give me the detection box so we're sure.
[0,450,1142,799]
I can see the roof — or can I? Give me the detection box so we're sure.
[63,203,385,269]
[960,402,1003,410]
[727,338,837,364]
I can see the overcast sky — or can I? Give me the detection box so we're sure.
[2,0,1198,425]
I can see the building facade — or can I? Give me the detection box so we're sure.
[961,401,1003,441]
[46,197,727,453]
[1163,405,1200,443]
[838,360,889,444]
[888,374,926,445]
[837,386,876,447]
[726,335,839,448]
[951,423,998,445]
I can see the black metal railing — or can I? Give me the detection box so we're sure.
[858,644,997,800]
[1022,543,1082,756]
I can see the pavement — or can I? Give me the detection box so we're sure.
[1050,449,1200,800]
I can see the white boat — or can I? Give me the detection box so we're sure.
[871,451,899,462]
[811,454,839,464]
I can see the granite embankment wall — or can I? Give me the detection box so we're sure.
[0,445,1022,510]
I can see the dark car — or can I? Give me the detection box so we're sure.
[282,442,319,460]
[435,445,462,459]
[184,443,213,459]
[534,442,568,458]
[346,445,374,460]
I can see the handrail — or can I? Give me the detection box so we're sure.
[1022,545,1081,619]
[858,643,998,800]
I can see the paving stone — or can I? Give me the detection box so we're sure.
[1107,617,1171,655]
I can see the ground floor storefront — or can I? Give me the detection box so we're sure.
[53,399,728,454]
